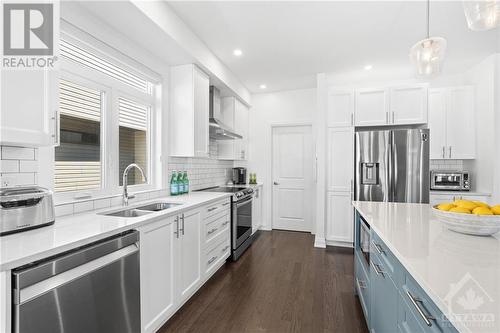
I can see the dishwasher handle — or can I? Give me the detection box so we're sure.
[14,243,139,305]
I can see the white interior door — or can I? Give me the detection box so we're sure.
[272,125,313,232]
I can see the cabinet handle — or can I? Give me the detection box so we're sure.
[52,109,60,146]
[207,228,218,235]
[180,214,185,235]
[372,241,385,255]
[449,146,452,159]
[207,256,217,265]
[386,111,389,124]
[350,113,354,126]
[174,216,180,238]
[356,277,367,290]
[370,261,385,277]
[442,146,445,159]
[406,291,435,327]
[208,207,217,212]
[221,245,230,252]
[392,111,395,123]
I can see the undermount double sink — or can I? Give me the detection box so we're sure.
[101,202,182,218]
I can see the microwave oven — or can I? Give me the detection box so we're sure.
[430,170,470,191]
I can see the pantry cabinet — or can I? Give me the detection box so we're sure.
[0,70,59,147]
[327,127,354,192]
[326,191,354,244]
[327,88,355,127]
[429,86,475,159]
[218,97,249,160]
[354,84,428,127]
[169,64,210,157]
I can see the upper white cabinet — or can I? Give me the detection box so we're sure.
[429,86,475,159]
[327,88,354,127]
[1,70,58,147]
[355,87,389,126]
[218,97,249,160]
[354,84,428,127]
[390,84,428,125]
[169,64,209,157]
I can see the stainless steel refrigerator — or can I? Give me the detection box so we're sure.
[355,129,429,203]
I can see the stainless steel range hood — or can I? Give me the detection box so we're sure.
[209,86,242,140]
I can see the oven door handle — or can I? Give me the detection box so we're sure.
[235,197,252,208]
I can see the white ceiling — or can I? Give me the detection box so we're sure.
[168,1,498,93]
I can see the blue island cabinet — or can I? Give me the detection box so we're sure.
[354,211,459,333]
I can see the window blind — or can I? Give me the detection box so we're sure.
[59,79,101,121]
[61,39,152,94]
[119,97,149,131]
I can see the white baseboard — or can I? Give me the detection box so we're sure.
[260,225,272,231]
[326,239,354,248]
[314,235,326,248]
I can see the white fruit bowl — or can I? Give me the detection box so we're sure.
[432,206,500,236]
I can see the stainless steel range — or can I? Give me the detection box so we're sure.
[198,186,253,260]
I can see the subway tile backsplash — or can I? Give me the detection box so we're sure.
[430,159,464,171]
[0,145,38,187]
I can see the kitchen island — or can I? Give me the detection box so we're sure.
[353,201,500,333]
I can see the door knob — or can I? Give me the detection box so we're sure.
[273,181,280,185]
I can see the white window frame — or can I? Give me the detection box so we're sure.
[54,31,161,203]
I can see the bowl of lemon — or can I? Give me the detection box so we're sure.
[432,200,500,236]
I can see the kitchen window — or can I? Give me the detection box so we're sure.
[54,32,160,200]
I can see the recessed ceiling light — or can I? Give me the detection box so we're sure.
[259,84,267,89]
[233,49,243,56]
[364,65,373,71]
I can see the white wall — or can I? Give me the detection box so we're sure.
[247,88,317,231]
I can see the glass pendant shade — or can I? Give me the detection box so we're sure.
[463,0,500,31]
[410,37,447,78]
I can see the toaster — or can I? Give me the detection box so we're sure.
[0,186,55,236]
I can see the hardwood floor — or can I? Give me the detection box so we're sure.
[159,230,368,333]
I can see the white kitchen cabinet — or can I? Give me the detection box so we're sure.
[327,128,354,192]
[217,97,249,160]
[1,70,58,147]
[326,191,354,245]
[139,218,176,333]
[390,84,428,125]
[327,88,354,127]
[355,87,389,126]
[175,209,202,304]
[169,64,210,157]
[429,86,475,159]
[252,185,263,233]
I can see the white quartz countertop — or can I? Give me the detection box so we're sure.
[0,192,231,271]
[352,201,500,333]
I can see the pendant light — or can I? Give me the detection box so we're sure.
[410,0,447,78]
[463,0,500,31]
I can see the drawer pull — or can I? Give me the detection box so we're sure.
[406,291,435,327]
[208,256,217,265]
[221,245,230,252]
[222,221,229,226]
[356,278,367,290]
[207,228,218,235]
[208,207,218,212]
[370,261,385,277]
[372,241,385,255]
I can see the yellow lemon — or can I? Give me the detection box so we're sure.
[472,207,494,215]
[491,205,500,215]
[437,203,455,211]
[449,207,472,214]
[473,201,490,209]
[453,200,478,211]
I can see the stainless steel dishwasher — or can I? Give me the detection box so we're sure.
[12,230,141,333]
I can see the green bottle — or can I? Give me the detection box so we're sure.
[170,171,179,196]
[177,171,184,194]
[183,171,189,194]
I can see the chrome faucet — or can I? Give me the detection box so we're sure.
[122,163,147,206]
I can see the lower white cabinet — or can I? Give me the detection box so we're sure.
[140,217,176,333]
[326,191,354,246]
[139,199,231,333]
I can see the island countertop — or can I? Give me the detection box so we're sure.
[352,201,500,333]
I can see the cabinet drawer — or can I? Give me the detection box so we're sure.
[371,232,402,286]
[204,213,230,245]
[204,234,230,276]
[400,273,457,333]
[355,252,370,323]
[205,199,231,218]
